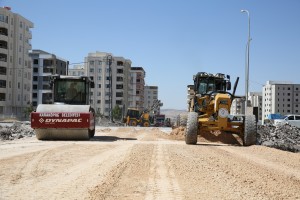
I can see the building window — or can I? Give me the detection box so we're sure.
[97,92,101,96]
[90,68,94,73]
[0,80,6,88]
[98,84,101,88]
[116,92,123,97]
[0,53,7,62]
[97,100,101,104]
[0,66,6,75]
[116,84,123,89]
[0,93,5,101]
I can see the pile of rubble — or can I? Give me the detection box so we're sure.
[257,124,300,153]
[0,122,35,141]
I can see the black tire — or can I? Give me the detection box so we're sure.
[185,112,198,145]
[243,115,257,146]
[129,119,137,126]
[179,113,188,126]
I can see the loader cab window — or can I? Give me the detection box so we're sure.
[54,79,87,105]
[197,78,227,95]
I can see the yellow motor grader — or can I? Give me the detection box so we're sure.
[185,72,257,146]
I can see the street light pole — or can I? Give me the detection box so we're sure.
[107,55,113,123]
[241,9,251,113]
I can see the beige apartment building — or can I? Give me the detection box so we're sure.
[68,64,85,76]
[262,81,300,122]
[85,52,131,118]
[0,7,33,120]
[129,67,145,111]
[144,85,160,115]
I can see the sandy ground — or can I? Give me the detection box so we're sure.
[0,127,300,200]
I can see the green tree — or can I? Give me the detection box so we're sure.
[112,105,122,121]
[23,102,34,120]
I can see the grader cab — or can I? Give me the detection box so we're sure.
[185,72,257,146]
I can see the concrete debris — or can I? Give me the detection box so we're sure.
[0,122,35,141]
[257,124,300,153]
[1,119,299,153]
[96,117,125,127]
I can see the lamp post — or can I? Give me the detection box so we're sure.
[241,9,251,113]
[107,55,113,123]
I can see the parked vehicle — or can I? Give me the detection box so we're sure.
[274,114,300,128]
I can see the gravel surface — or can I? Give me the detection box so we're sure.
[0,127,299,199]
[1,121,300,154]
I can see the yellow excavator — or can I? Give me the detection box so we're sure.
[185,72,257,146]
[31,75,95,140]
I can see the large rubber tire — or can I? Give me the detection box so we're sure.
[179,113,188,127]
[185,112,198,145]
[143,121,150,127]
[129,119,138,126]
[243,115,257,146]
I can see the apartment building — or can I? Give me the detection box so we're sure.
[248,92,262,121]
[144,85,160,115]
[262,81,300,122]
[0,7,33,119]
[29,50,68,107]
[230,98,245,115]
[85,51,131,117]
[129,67,145,111]
[68,64,85,76]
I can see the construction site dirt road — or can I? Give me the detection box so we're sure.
[1,127,300,200]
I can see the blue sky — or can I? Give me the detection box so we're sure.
[3,0,300,109]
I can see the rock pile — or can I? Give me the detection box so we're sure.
[257,124,300,153]
[0,122,35,141]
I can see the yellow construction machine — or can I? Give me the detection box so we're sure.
[125,108,150,127]
[31,75,95,140]
[185,72,257,146]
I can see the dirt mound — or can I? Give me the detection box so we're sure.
[0,122,35,141]
[170,124,300,152]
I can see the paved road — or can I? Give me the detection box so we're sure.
[0,127,299,200]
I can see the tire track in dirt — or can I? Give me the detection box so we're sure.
[167,143,300,200]
[0,142,134,200]
[145,143,184,200]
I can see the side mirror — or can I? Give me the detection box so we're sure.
[227,81,231,90]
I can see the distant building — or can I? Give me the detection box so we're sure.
[129,67,145,111]
[248,92,262,121]
[144,85,160,115]
[230,98,245,115]
[68,64,85,76]
[85,51,131,117]
[0,7,33,119]
[29,50,68,107]
[262,81,300,122]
